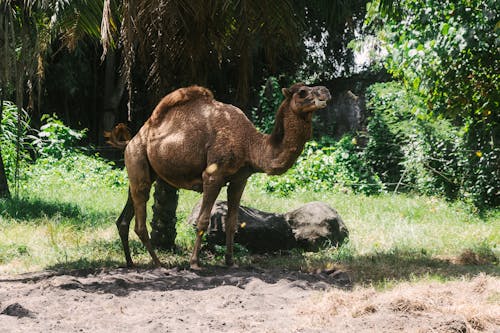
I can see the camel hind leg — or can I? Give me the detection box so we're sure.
[130,177,162,267]
[116,189,135,267]
[126,145,162,267]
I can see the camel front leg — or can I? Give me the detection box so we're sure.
[225,179,247,267]
[190,173,223,270]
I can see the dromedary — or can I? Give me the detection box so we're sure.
[108,83,331,269]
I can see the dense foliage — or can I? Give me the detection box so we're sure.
[373,0,499,122]
[365,0,499,208]
[365,82,466,198]
[30,114,87,159]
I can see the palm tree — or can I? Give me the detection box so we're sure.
[116,0,381,108]
[0,0,51,197]
[0,0,116,197]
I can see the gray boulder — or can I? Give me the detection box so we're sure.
[186,201,348,252]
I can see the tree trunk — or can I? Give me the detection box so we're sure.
[150,178,179,250]
[0,98,11,199]
[0,148,10,199]
[100,50,125,146]
[0,143,10,199]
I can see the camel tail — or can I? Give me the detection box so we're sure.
[104,123,131,150]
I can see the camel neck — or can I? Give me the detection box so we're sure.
[250,101,312,175]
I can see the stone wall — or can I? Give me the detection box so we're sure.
[314,72,390,138]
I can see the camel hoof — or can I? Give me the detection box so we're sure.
[189,256,202,270]
[225,257,238,268]
[190,263,202,271]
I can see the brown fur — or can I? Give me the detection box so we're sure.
[111,83,331,269]
[148,85,214,125]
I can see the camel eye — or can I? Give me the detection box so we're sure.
[298,89,308,98]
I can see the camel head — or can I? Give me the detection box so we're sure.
[282,83,331,114]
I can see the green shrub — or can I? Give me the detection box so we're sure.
[402,120,465,199]
[262,137,383,196]
[24,153,128,192]
[365,82,465,197]
[462,125,500,208]
[364,82,411,188]
[22,115,127,193]
[30,114,87,158]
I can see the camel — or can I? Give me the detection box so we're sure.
[108,83,331,269]
[103,123,131,147]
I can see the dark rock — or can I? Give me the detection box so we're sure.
[285,201,348,250]
[186,201,348,253]
[434,319,469,333]
[1,303,36,318]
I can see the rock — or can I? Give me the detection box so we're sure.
[186,201,348,252]
[285,201,348,250]
[1,303,36,318]
[434,319,469,333]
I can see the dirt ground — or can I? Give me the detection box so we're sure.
[1,267,499,332]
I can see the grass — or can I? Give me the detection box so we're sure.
[0,159,498,288]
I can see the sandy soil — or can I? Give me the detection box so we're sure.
[1,267,499,332]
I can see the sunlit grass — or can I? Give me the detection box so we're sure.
[243,180,499,258]
[0,165,498,285]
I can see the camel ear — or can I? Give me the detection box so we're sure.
[282,88,292,98]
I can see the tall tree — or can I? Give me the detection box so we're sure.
[0,0,118,196]
[0,0,52,197]
[114,0,378,111]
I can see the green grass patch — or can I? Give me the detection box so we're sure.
[0,155,498,285]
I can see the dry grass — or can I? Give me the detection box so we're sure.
[298,273,500,332]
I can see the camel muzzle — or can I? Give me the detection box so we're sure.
[314,99,328,108]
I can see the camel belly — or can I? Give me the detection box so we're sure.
[146,128,207,188]
[160,176,204,192]
[145,125,247,191]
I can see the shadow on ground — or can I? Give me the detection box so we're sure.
[0,248,497,297]
[248,248,499,285]
[0,264,349,297]
[0,197,112,224]
[344,250,499,284]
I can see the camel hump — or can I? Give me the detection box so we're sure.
[104,123,131,149]
[159,85,214,109]
[149,86,214,124]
